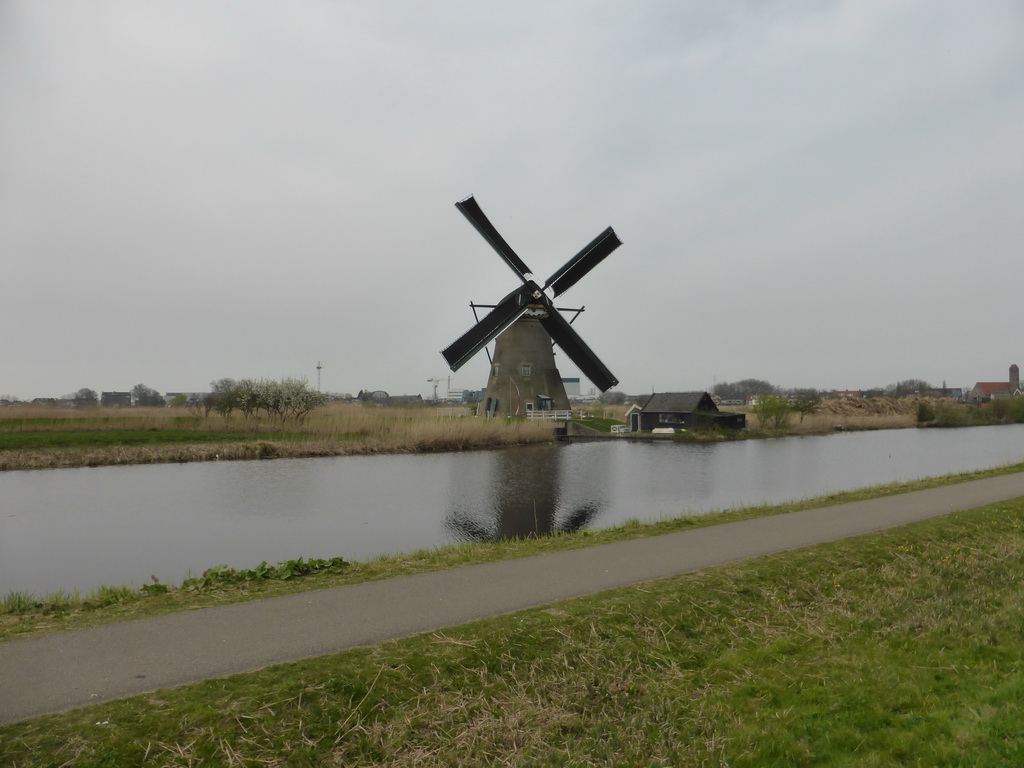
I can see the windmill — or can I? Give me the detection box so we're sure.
[441,195,622,417]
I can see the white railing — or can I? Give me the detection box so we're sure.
[525,410,574,420]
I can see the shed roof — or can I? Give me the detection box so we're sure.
[640,392,718,413]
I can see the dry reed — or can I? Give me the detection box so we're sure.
[736,396,924,435]
[781,410,916,434]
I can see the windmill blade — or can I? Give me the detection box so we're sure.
[456,196,535,281]
[442,289,531,372]
[543,227,621,298]
[540,308,619,392]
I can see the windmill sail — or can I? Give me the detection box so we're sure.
[540,308,618,392]
[442,289,530,372]
[544,227,621,298]
[455,196,535,281]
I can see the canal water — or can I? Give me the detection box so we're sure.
[3,425,1024,596]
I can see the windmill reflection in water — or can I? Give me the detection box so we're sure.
[445,444,604,542]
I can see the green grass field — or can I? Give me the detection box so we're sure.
[570,415,624,433]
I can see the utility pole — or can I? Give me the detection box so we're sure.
[316,361,322,392]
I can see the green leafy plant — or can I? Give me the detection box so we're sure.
[752,394,794,429]
[181,557,349,592]
[87,585,136,607]
[917,400,935,423]
[1,591,37,615]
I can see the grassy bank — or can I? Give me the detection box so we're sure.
[2,493,1022,765]
[0,404,555,471]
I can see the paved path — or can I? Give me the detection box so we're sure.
[4,472,1024,725]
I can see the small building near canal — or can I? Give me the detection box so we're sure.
[627,391,746,432]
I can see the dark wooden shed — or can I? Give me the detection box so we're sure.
[101,391,132,408]
[631,391,745,431]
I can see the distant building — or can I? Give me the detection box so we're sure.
[833,390,862,399]
[356,389,390,404]
[30,398,68,408]
[389,394,424,406]
[101,391,132,407]
[968,364,1022,404]
[925,386,963,401]
[561,377,581,398]
[451,389,483,404]
[357,390,424,406]
[164,392,208,406]
[968,382,1011,403]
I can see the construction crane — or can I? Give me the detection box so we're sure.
[427,377,442,401]
[427,376,452,402]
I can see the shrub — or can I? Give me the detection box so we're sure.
[2,590,38,615]
[917,401,935,423]
[752,395,793,429]
[208,378,326,422]
[792,392,820,422]
[928,401,995,427]
[1009,396,1024,424]
[990,397,1013,424]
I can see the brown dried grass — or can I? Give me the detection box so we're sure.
[742,397,925,435]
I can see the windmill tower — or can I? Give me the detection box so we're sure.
[441,195,622,417]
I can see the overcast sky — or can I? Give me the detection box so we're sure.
[2,1,1022,400]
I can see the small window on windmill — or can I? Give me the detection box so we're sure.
[493,364,501,376]
[521,364,532,377]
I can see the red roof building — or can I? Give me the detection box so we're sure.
[967,365,1021,403]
